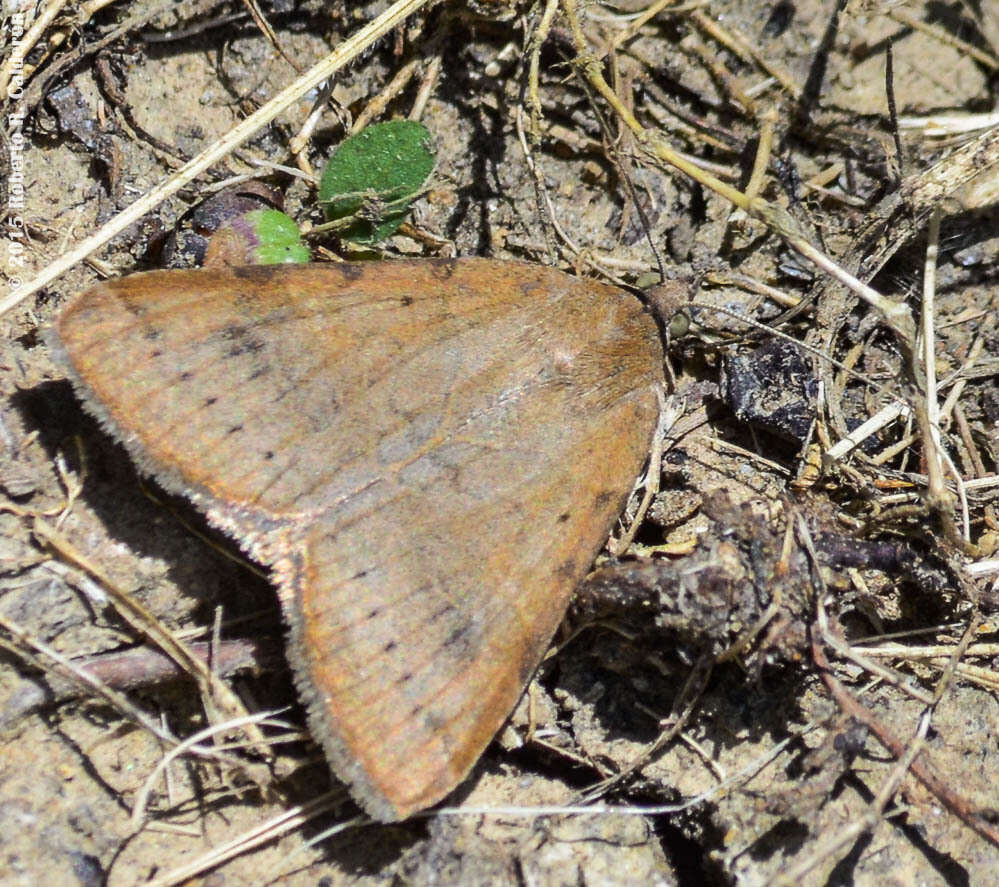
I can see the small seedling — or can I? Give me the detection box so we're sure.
[205,208,311,266]
[244,209,311,264]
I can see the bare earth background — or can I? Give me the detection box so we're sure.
[3,1,999,884]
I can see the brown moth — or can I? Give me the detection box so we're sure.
[50,258,664,820]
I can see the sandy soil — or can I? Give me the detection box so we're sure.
[3,1,999,884]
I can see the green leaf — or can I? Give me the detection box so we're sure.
[318,120,435,245]
[247,209,311,264]
[203,208,310,267]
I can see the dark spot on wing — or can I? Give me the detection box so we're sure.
[439,611,483,664]
[556,559,578,581]
[430,603,456,621]
[121,296,146,318]
[519,279,545,299]
[594,490,616,508]
[221,323,265,358]
[233,264,282,282]
[422,708,448,731]
[428,258,458,280]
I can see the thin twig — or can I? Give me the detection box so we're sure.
[0,0,433,316]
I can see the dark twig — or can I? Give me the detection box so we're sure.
[0,637,278,729]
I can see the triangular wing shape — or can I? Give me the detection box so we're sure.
[52,258,664,819]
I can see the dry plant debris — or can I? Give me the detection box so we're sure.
[3,1,999,884]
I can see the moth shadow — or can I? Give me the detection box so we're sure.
[17,379,277,621]
[12,380,434,869]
